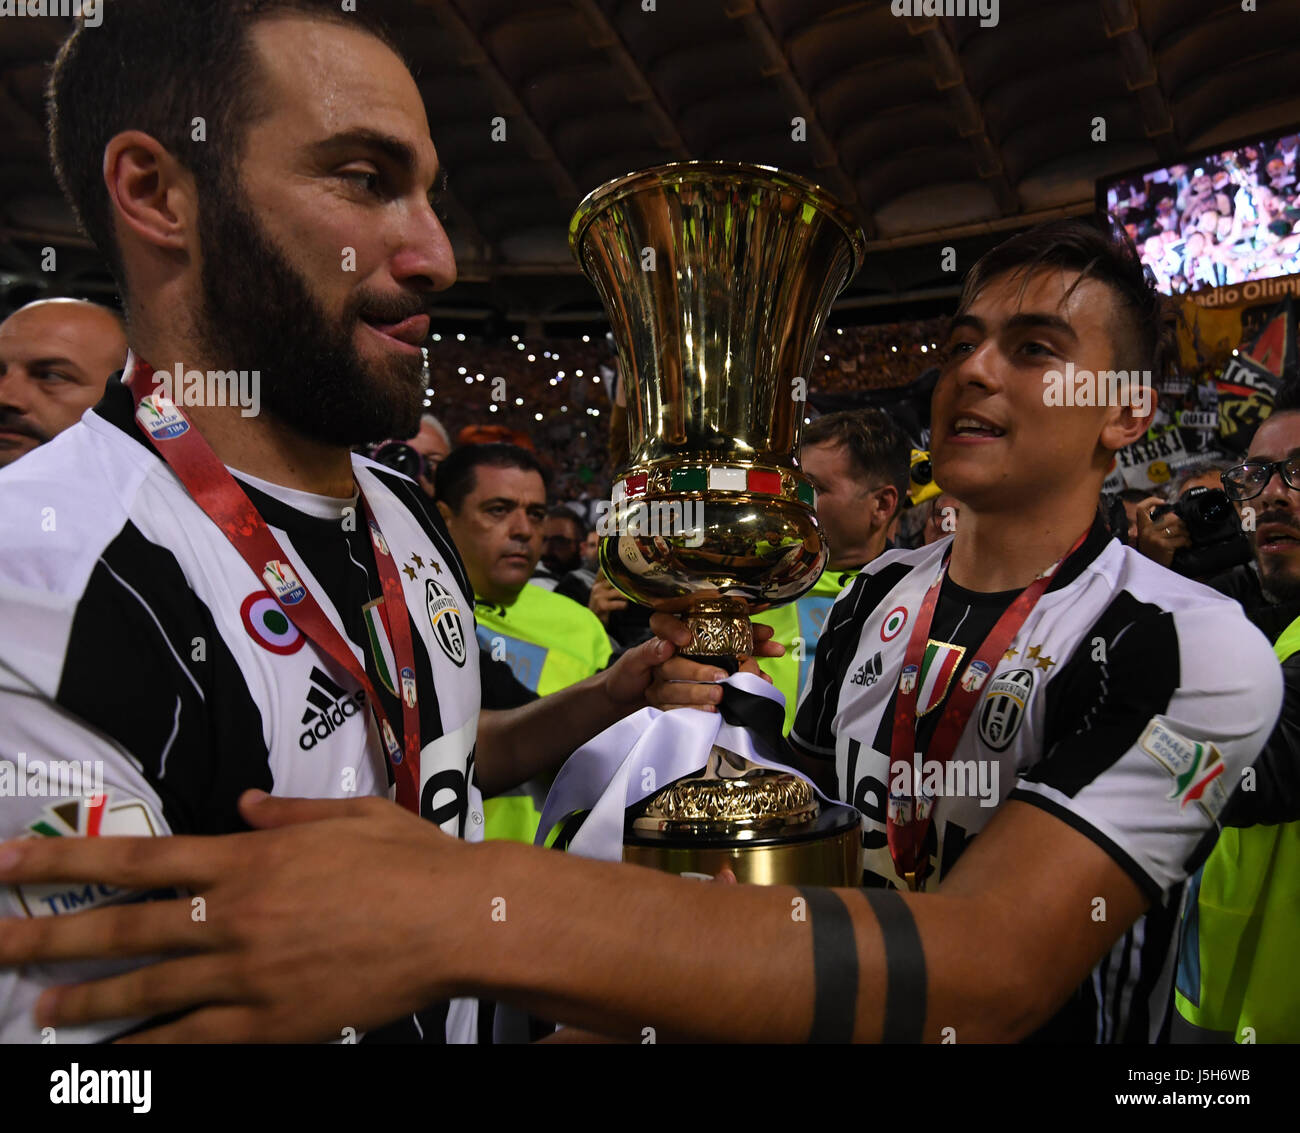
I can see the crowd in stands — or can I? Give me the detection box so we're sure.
[1107,135,1300,292]
[425,317,951,513]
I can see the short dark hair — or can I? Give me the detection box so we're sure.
[955,217,1179,385]
[434,443,550,514]
[803,409,912,510]
[46,0,400,296]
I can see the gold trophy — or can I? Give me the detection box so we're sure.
[570,161,865,886]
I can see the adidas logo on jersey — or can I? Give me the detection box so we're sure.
[299,666,367,750]
[851,652,883,686]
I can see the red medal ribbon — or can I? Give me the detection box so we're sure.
[123,354,422,814]
[887,527,1091,890]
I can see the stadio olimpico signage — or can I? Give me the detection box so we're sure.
[1185,271,1300,309]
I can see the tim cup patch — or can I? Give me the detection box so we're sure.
[1139,720,1229,820]
[135,393,189,440]
[241,591,304,655]
[14,793,164,919]
[262,559,307,605]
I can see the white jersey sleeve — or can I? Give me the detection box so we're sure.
[1,671,176,1044]
[1011,596,1283,898]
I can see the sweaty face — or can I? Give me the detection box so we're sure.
[442,465,547,604]
[193,17,455,447]
[0,303,126,467]
[932,268,1148,513]
[1242,413,1300,601]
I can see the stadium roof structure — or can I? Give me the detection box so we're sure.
[2,0,1298,328]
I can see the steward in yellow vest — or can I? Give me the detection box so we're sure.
[1173,612,1300,1042]
[436,443,613,844]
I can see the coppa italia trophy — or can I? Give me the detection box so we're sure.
[540,161,864,886]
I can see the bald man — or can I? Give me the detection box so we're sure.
[0,298,127,468]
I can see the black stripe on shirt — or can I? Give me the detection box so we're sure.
[792,561,912,756]
[1027,590,1179,796]
[56,522,272,834]
[1122,888,1181,1043]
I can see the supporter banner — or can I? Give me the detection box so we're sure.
[1216,296,1296,452]
[1172,290,1297,455]
[1115,424,1196,491]
[1182,271,1300,312]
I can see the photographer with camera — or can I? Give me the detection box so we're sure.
[1172,406,1300,1043]
[1134,459,1252,585]
[368,413,452,501]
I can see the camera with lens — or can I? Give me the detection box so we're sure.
[1150,486,1251,578]
[368,440,424,481]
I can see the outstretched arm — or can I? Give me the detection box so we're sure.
[0,791,1145,1043]
[474,616,781,795]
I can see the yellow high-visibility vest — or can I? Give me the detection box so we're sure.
[475,584,611,843]
[1173,615,1300,1043]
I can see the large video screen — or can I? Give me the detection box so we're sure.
[1101,130,1300,295]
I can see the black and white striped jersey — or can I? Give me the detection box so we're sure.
[792,518,1282,1043]
[0,382,484,1044]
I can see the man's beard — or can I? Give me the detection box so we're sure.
[192,179,426,447]
[542,550,581,574]
[1254,508,1300,603]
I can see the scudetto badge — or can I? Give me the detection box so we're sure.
[978,668,1034,751]
[426,578,467,667]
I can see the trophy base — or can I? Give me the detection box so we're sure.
[623,801,861,886]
